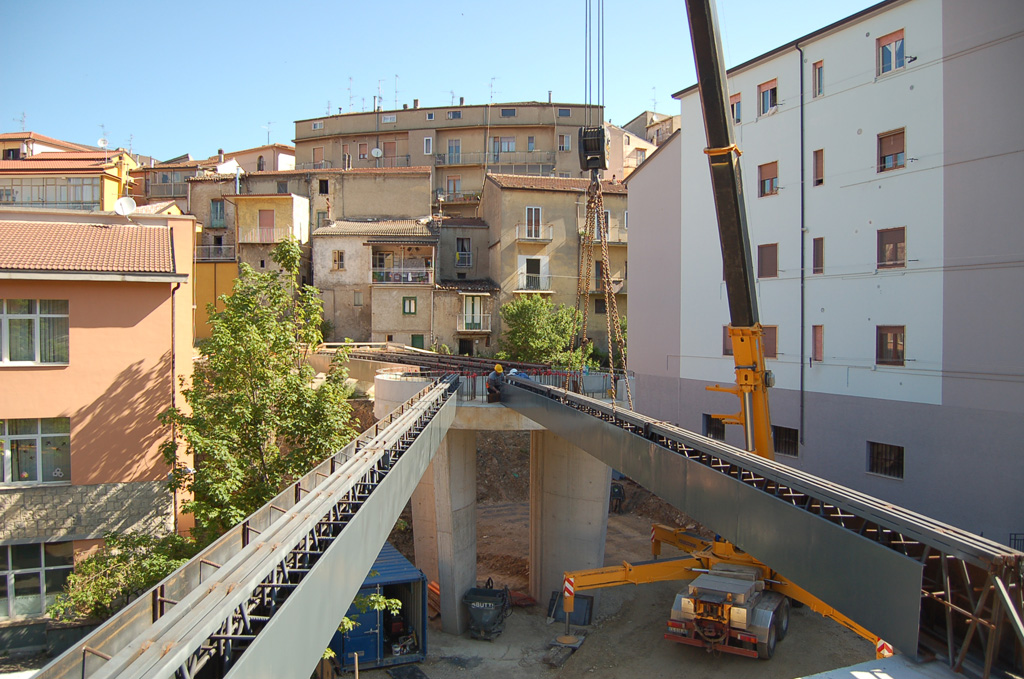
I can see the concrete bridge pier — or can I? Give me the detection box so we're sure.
[529,429,612,605]
[410,429,478,634]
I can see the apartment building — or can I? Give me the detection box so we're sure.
[621,111,681,147]
[605,124,657,180]
[481,174,628,356]
[293,100,605,218]
[627,0,1024,543]
[0,207,194,639]
[0,132,90,159]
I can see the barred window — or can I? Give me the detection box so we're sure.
[868,441,904,479]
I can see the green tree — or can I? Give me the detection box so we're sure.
[162,239,358,544]
[498,294,596,368]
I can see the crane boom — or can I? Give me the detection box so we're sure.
[685,0,774,458]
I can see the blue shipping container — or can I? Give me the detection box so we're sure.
[329,543,427,672]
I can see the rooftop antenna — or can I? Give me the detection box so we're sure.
[13,112,26,132]
[348,76,354,112]
[489,77,498,103]
[326,100,331,116]
[651,86,657,111]
[126,133,134,155]
[450,90,456,105]
[377,79,385,110]
[262,121,274,145]
[394,74,399,109]
[361,96,366,112]
[97,124,109,161]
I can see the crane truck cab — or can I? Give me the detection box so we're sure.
[666,562,790,659]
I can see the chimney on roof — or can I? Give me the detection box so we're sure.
[413,99,419,109]
[403,103,408,109]
[218,148,224,162]
[548,90,552,103]
[459,96,464,106]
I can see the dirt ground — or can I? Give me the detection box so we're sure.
[379,431,876,679]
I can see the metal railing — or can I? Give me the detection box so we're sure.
[371,267,434,284]
[455,251,472,267]
[377,155,411,168]
[150,183,188,197]
[434,150,556,166]
[238,226,294,244]
[438,191,480,203]
[296,161,333,170]
[0,200,100,210]
[517,273,552,291]
[515,224,554,241]
[195,245,236,261]
[457,314,490,332]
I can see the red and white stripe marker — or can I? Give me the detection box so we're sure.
[876,638,894,658]
[563,576,575,599]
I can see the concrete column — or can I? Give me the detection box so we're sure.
[529,429,612,605]
[410,428,477,634]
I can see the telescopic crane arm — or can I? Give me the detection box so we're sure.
[685,0,775,459]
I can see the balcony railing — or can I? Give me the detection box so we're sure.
[434,150,556,166]
[238,226,294,244]
[438,191,480,203]
[377,155,411,168]
[517,273,552,291]
[195,245,236,261]
[590,279,626,295]
[457,314,491,332]
[150,183,188,197]
[371,267,434,285]
[455,251,472,268]
[515,224,554,242]
[297,161,333,170]
[0,199,100,210]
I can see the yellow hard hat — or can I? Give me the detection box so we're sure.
[494,364,503,373]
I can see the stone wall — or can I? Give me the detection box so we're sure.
[0,481,173,543]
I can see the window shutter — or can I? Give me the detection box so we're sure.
[880,130,904,156]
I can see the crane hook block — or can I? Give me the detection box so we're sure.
[578,126,609,171]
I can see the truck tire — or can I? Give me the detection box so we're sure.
[757,615,777,660]
[775,598,791,641]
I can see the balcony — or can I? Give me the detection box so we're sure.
[457,314,491,332]
[297,161,333,170]
[438,191,481,204]
[434,150,556,166]
[371,267,434,285]
[0,199,100,210]
[150,183,188,198]
[590,279,626,295]
[238,226,294,244]
[515,224,554,243]
[516,273,552,291]
[455,251,472,268]
[377,155,411,168]
[195,245,236,261]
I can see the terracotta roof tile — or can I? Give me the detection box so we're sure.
[0,220,175,274]
[485,173,627,194]
[313,219,437,239]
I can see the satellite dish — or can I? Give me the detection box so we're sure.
[97,138,109,148]
[370,147,383,158]
[114,196,137,216]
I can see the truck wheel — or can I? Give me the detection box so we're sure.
[757,617,777,660]
[775,598,791,641]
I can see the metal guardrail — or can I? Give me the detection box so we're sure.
[150,183,188,197]
[517,273,551,290]
[296,161,333,170]
[434,151,556,166]
[456,313,490,332]
[0,200,102,210]
[371,267,433,284]
[194,245,236,261]
[455,251,472,267]
[514,224,554,241]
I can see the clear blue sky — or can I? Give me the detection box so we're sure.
[1,0,879,161]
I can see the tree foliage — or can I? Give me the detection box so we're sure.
[162,239,358,544]
[47,532,193,622]
[498,294,596,368]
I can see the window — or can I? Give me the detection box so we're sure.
[316,211,328,229]
[2,300,69,364]
[558,134,571,152]
[0,541,74,618]
[342,143,349,158]
[812,60,824,97]
[877,29,905,75]
[877,227,906,268]
[763,325,778,358]
[876,325,905,366]
[812,237,824,274]
[332,251,345,270]
[381,114,396,123]
[624,210,628,230]
[318,179,329,195]
[491,136,515,158]
[528,136,535,152]
[773,425,799,457]
[758,244,778,278]
[868,441,904,479]
[257,156,265,172]
[758,162,778,196]
[386,334,394,342]
[595,260,603,283]
[447,110,462,120]
[358,143,368,160]
[276,181,288,194]
[210,199,225,228]
[353,291,363,306]
[758,79,778,115]
[813,149,824,186]
[729,94,741,124]
[812,325,824,362]
[878,129,906,172]
[636,149,646,164]
[600,209,610,240]
[526,206,542,238]
[312,120,324,130]
[423,137,433,155]
[703,414,726,441]
[595,298,607,314]
[456,237,471,267]
[500,108,516,117]
[2,417,71,484]
[2,149,21,160]
[558,108,571,117]
[447,139,461,163]
[722,326,733,356]
[402,297,417,315]
[426,112,434,121]
[446,175,461,196]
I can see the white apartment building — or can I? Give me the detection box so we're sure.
[628,0,1023,545]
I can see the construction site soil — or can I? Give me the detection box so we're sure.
[383,431,876,679]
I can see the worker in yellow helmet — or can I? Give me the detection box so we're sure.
[487,364,503,402]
